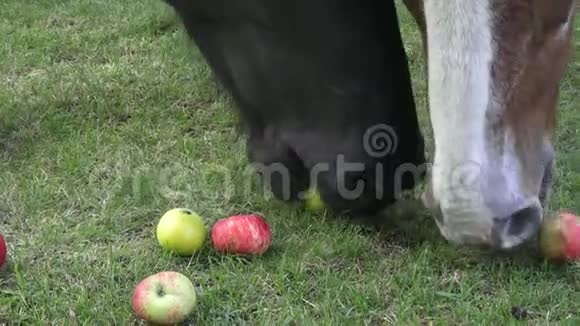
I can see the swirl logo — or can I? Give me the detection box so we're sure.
[363,124,399,158]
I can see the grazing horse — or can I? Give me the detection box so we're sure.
[403,0,576,250]
[163,0,427,216]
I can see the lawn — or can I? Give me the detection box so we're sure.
[0,0,578,324]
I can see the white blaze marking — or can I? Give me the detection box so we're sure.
[424,0,495,239]
[556,5,575,40]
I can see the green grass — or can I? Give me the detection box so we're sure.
[0,0,578,324]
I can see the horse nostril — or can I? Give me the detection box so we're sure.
[491,203,543,250]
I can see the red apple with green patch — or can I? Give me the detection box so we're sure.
[539,211,580,262]
[0,234,6,269]
[131,271,197,325]
[211,214,272,255]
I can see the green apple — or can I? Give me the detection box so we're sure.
[156,208,207,256]
[132,271,197,325]
[304,188,326,211]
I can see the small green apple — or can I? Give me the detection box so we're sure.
[132,271,197,325]
[156,208,207,256]
[304,188,326,211]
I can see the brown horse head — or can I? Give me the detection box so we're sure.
[405,0,576,250]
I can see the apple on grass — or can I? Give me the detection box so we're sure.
[211,214,272,255]
[156,208,207,256]
[303,188,326,211]
[132,271,197,325]
[539,211,580,262]
[0,233,6,269]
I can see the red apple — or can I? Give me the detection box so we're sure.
[211,214,272,255]
[132,271,197,325]
[539,211,580,262]
[0,234,6,269]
